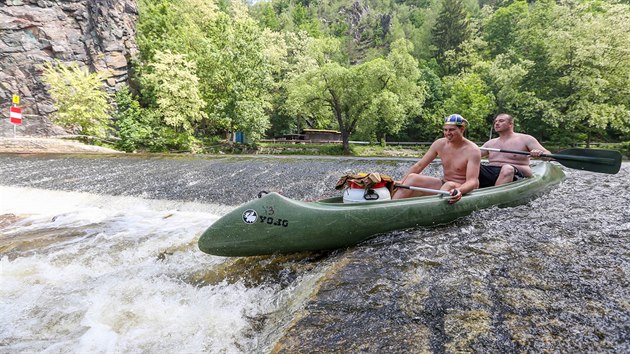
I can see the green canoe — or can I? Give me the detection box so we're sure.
[199,162,565,257]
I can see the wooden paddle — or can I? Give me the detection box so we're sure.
[481,147,622,174]
[394,184,457,197]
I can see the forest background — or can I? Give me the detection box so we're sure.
[42,0,630,156]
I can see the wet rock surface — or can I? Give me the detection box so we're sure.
[0,153,416,205]
[1,154,628,352]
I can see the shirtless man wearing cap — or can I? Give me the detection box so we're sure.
[479,113,550,187]
[392,114,480,204]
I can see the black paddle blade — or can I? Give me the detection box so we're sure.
[551,148,622,174]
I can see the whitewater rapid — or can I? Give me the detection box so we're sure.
[0,186,322,353]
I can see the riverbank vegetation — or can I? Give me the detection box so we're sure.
[41,0,630,155]
[207,142,427,157]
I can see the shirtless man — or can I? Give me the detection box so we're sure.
[479,113,550,187]
[392,114,480,204]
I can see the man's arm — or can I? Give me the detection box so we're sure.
[480,140,490,158]
[525,135,550,157]
[481,138,500,158]
[459,148,481,195]
[400,141,440,183]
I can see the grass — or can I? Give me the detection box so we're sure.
[253,142,428,158]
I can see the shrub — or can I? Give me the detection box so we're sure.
[41,60,112,139]
[320,144,349,155]
[114,87,154,152]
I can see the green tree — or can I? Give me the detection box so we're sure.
[130,0,630,150]
[263,30,324,136]
[265,33,345,136]
[544,1,630,144]
[285,39,425,154]
[142,51,207,133]
[483,0,528,57]
[474,54,549,132]
[370,39,426,141]
[113,86,156,152]
[136,0,273,143]
[479,0,560,140]
[201,2,273,141]
[431,0,472,75]
[478,0,630,144]
[41,61,112,139]
[252,2,281,30]
[431,72,496,141]
[399,63,446,142]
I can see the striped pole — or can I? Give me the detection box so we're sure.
[10,95,21,138]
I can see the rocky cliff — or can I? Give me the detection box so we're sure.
[0,0,138,137]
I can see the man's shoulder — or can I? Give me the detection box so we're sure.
[514,132,536,141]
[464,138,481,150]
[483,138,500,146]
[432,138,448,147]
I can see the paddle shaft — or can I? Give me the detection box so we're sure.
[395,184,455,197]
[481,147,616,164]
[480,147,621,174]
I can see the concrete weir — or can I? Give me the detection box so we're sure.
[1,154,629,352]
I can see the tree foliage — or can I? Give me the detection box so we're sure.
[200,2,274,141]
[41,61,112,139]
[543,1,630,138]
[477,0,630,143]
[425,72,495,141]
[431,0,472,75]
[285,39,425,153]
[113,0,630,152]
[142,51,207,132]
[113,86,156,152]
[135,0,273,148]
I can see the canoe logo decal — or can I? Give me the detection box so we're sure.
[242,209,258,224]
[260,216,289,227]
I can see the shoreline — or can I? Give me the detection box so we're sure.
[1,137,626,161]
[0,137,122,154]
[0,136,421,157]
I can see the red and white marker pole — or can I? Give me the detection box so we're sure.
[10,95,21,138]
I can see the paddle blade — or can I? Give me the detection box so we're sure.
[553,148,622,174]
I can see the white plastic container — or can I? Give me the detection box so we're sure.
[342,181,391,203]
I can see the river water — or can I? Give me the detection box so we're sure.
[0,153,628,353]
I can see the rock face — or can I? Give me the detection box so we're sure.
[0,0,138,137]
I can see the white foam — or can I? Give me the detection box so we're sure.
[0,186,288,353]
[0,186,228,216]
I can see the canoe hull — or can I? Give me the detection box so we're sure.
[199,162,565,257]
